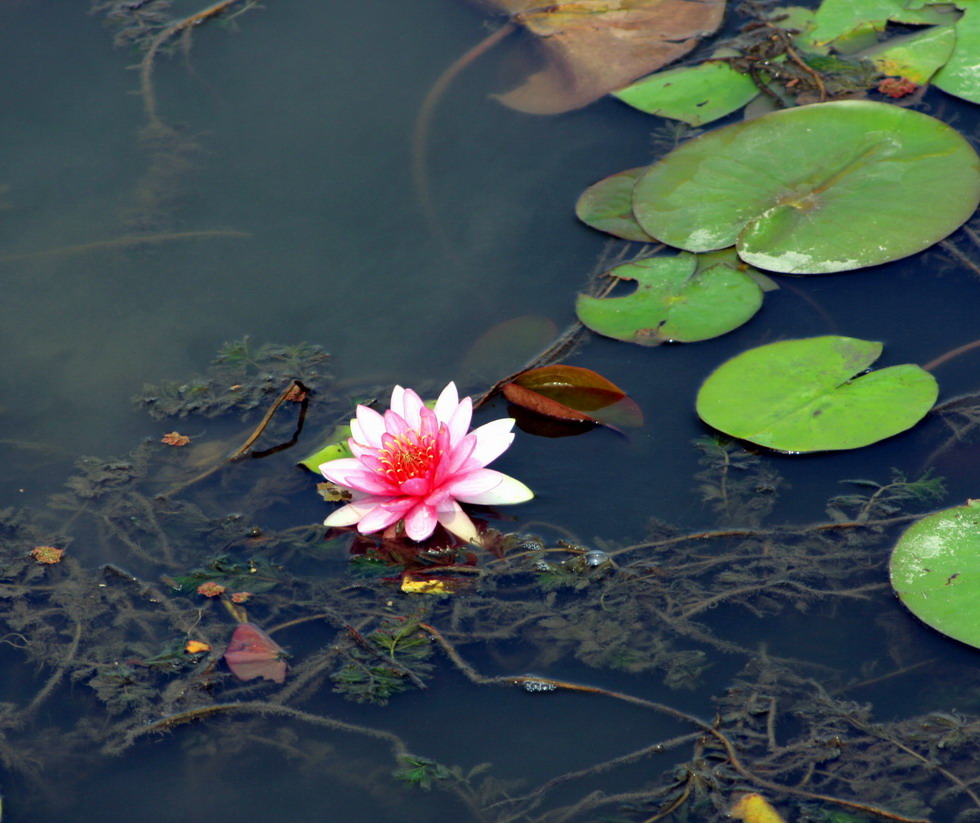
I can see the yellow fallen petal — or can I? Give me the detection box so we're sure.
[401,574,455,595]
[729,793,787,823]
[185,640,212,654]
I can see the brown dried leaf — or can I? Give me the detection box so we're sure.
[491,0,727,114]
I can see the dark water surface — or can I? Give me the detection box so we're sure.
[2,1,980,821]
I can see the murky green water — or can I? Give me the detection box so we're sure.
[2,2,980,821]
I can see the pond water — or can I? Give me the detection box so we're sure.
[2,1,980,821]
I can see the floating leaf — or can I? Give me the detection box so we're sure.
[933,2,980,104]
[489,0,726,114]
[809,0,959,47]
[696,336,938,452]
[503,365,642,431]
[575,251,763,346]
[861,24,956,84]
[502,383,603,427]
[631,101,980,273]
[575,167,655,241]
[613,60,761,125]
[298,423,352,472]
[223,622,287,684]
[890,500,980,648]
[512,365,627,407]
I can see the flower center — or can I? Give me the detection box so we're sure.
[378,433,438,485]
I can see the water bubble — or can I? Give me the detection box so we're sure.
[583,550,610,567]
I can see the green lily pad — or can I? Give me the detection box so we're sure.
[810,0,958,47]
[933,2,980,104]
[575,167,655,241]
[613,61,761,126]
[890,500,980,648]
[298,423,352,472]
[631,100,980,273]
[695,336,938,452]
[575,251,763,345]
[862,24,956,83]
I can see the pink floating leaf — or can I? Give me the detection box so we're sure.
[223,622,287,684]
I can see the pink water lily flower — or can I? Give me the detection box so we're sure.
[320,382,533,542]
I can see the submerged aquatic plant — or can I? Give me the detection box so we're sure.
[319,382,533,542]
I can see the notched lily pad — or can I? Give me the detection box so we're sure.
[630,100,980,273]
[695,335,938,452]
[890,500,980,648]
[575,251,763,345]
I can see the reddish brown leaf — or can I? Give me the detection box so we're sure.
[513,365,627,410]
[489,0,727,114]
[224,623,286,684]
[503,382,603,425]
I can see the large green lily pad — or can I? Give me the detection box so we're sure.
[890,500,980,648]
[631,100,980,273]
[575,251,763,345]
[695,336,938,452]
[933,2,980,104]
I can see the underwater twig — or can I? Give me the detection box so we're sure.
[487,730,703,818]
[104,700,411,759]
[845,714,980,812]
[102,563,199,634]
[160,379,310,497]
[921,337,980,372]
[138,0,252,129]
[422,623,931,823]
[604,514,923,558]
[939,238,980,280]
[23,620,82,720]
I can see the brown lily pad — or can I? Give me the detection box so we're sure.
[489,0,726,114]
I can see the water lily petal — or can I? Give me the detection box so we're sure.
[320,459,393,495]
[404,503,438,541]
[324,497,384,527]
[399,387,425,430]
[444,467,505,498]
[389,385,406,418]
[433,434,476,483]
[352,405,386,448]
[318,456,362,483]
[323,504,363,528]
[433,381,460,424]
[468,418,516,466]
[455,471,534,505]
[358,498,414,534]
[383,409,411,437]
[400,477,429,495]
[446,395,473,446]
[436,500,480,543]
